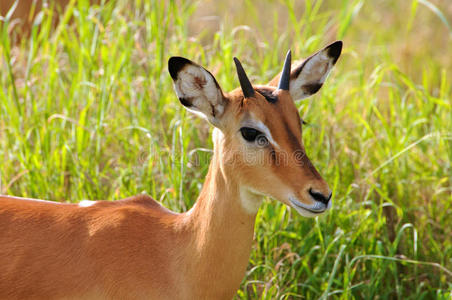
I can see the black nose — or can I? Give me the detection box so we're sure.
[309,188,332,205]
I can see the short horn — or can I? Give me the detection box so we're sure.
[278,50,292,91]
[233,57,255,98]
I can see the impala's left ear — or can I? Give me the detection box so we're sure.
[269,41,342,101]
[168,57,228,127]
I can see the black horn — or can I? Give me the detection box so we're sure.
[233,57,255,98]
[278,50,292,91]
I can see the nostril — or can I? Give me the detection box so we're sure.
[309,188,331,205]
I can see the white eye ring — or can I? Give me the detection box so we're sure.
[240,120,280,149]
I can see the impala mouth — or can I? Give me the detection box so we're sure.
[289,196,330,216]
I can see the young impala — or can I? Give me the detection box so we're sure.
[0,41,342,299]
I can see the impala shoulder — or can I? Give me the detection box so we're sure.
[115,194,177,215]
[118,194,161,207]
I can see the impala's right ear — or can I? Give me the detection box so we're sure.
[168,57,228,127]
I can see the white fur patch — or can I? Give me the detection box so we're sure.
[78,200,97,207]
[212,127,224,144]
[253,120,280,149]
[239,187,263,215]
[290,49,334,100]
[174,64,224,121]
[301,51,331,84]
[242,116,280,149]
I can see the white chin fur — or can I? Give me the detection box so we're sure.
[292,205,323,218]
[289,196,332,218]
[239,187,264,215]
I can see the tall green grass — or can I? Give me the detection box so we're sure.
[1,0,451,298]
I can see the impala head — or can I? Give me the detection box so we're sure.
[168,41,342,217]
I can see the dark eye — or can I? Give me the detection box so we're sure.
[240,127,261,142]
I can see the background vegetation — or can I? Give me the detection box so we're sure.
[1,0,451,298]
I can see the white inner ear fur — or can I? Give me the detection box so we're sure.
[290,49,334,100]
[174,64,224,121]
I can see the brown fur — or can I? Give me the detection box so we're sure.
[1,0,100,39]
[0,44,341,299]
[219,88,330,206]
[0,186,255,299]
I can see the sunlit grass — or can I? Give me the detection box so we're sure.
[1,0,451,298]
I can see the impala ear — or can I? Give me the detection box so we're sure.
[268,41,342,101]
[168,57,227,127]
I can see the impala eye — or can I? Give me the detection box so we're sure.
[240,127,260,142]
[240,127,269,146]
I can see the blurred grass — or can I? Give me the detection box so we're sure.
[1,0,452,298]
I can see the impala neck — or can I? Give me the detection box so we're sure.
[182,130,261,297]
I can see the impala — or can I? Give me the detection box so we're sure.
[1,0,98,35]
[0,41,342,299]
